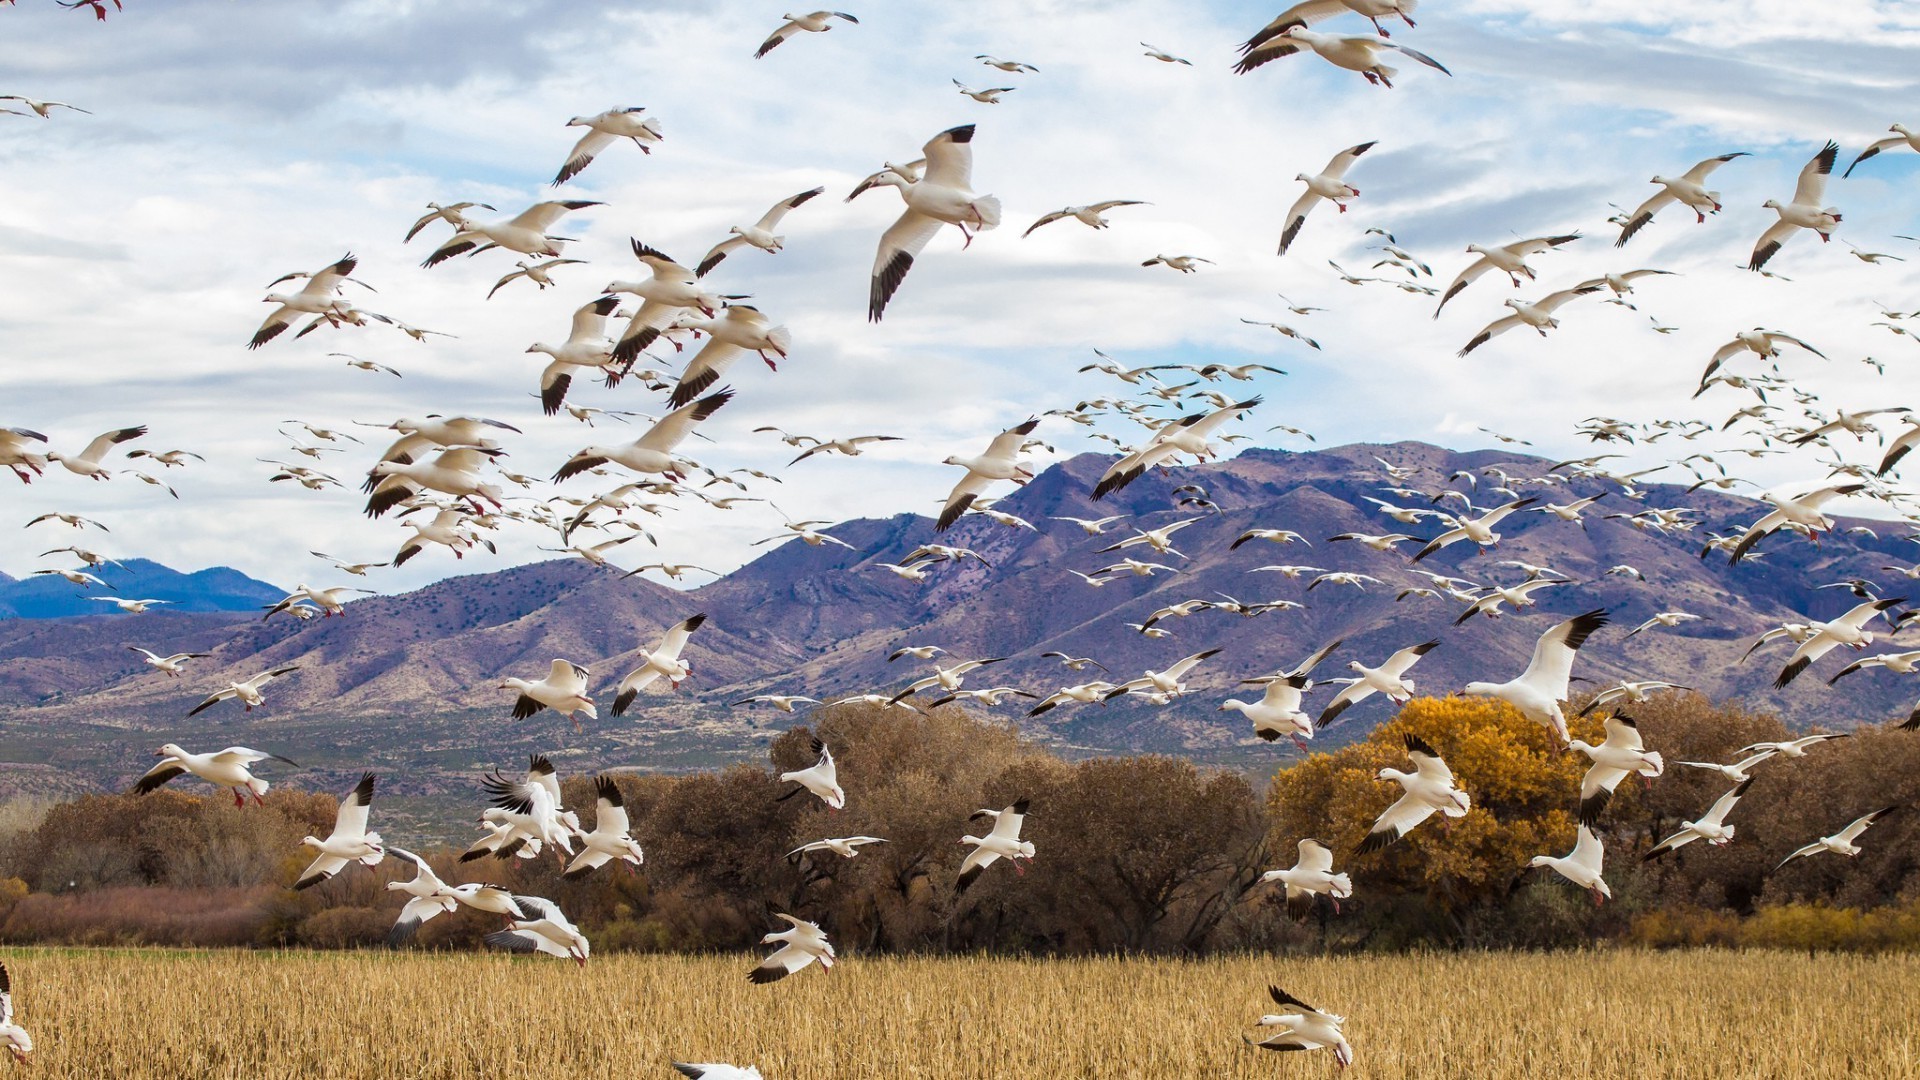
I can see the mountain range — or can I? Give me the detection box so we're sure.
[0,559,283,619]
[0,441,1912,809]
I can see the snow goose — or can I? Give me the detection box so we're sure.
[384,847,461,945]
[1749,141,1841,271]
[251,254,365,349]
[1577,680,1693,716]
[1463,609,1609,746]
[1695,329,1826,393]
[1723,482,1866,564]
[1844,124,1919,176]
[925,686,1038,708]
[0,964,30,1064]
[1534,493,1606,523]
[1140,253,1211,272]
[776,737,845,809]
[1736,734,1848,759]
[666,306,792,406]
[1248,986,1351,1067]
[1457,283,1603,356]
[1222,639,1343,748]
[787,836,888,863]
[733,694,820,712]
[554,388,733,484]
[368,416,518,473]
[127,646,210,678]
[308,552,389,577]
[1241,0,1419,53]
[563,776,645,878]
[1318,640,1438,728]
[1677,748,1779,784]
[488,257,587,299]
[403,201,494,243]
[1571,714,1664,825]
[1454,577,1563,624]
[1615,152,1749,245]
[868,123,1000,321]
[605,243,722,362]
[1625,611,1702,639]
[46,425,145,479]
[1105,648,1222,700]
[293,773,384,889]
[1231,528,1311,549]
[187,665,300,716]
[1530,825,1611,904]
[393,509,489,567]
[1644,779,1753,859]
[1023,200,1147,237]
[131,743,296,805]
[263,584,371,620]
[1098,516,1200,557]
[611,614,706,715]
[1239,26,1448,85]
[755,11,858,57]
[788,434,904,464]
[1026,681,1118,716]
[1825,646,1920,689]
[92,596,167,614]
[501,659,596,730]
[525,294,624,415]
[978,54,1038,72]
[478,755,576,859]
[935,417,1038,530]
[488,895,591,965]
[890,656,1009,703]
[1357,733,1470,851]
[1141,42,1193,64]
[1434,234,1580,315]
[0,427,49,483]
[32,568,107,588]
[555,108,663,184]
[1051,514,1124,535]
[953,79,1014,103]
[1041,651,1107,672]
[674,1064,764,1079]
[1278,142,1375,255]
[421,200,603,269]
[1776,807,1900,870]
[0,95,89,117]
[696,187,825,276]
[1092,397,1259,499]
[957,799,1034,891]
[1259,838,1352,915]
[1410,497,1538,562]
[365,445,506,516]
[748,914,834,982]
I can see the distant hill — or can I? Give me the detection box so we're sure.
[0,559,284,619]
[0,442,1912,801]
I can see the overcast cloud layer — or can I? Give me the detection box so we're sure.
[2,0,1917,594]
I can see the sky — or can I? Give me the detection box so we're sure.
[2,0,1918,595]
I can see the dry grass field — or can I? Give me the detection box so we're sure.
[4,947,1913,1078]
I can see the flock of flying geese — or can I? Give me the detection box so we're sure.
[4,1,1919,1072]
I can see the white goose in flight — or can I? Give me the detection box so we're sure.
[1318,641,1438,728]
[1571,714,1665,826]
[1221,639,1343,748]
[1644,779,1752,860]
[957,799,1033,892]
[1457,282,1603,356]
[1023,200,1147,237]
[1775,806,1900,870]
[251,253,362,348]
[187,665,300,716]
[1259,838,1352,915]
[786,836,888,861]
[1248,986,1352,1068]
[526,295,623,414]
[935,417,1038,531]
[47,425,146,479]
[1239,0,1420,52]
[754,11,858,58]
[421,200,603,268]
[500,659,596,730]
[1772,596,1905,688]
[131,743,297,806]
[1749,141,1840,272]
[1278,142,1375,256]
[1105,649,1222,700]
[486,895,590,966]
[667,306,793,407]
[1091,397,1259,499]
[1237,26,1449,86]
[563,776,645,878]
[0,963,31,1065]
[0,95,89,118]
[384,847,466,946]
[1844,123,1919,176]
[403,201,494,243]
[554,107,662,185]
[1723,482,1865,564]
[1615,152,1748,245]
[1357,735,1469,852]
[1434,234,1580,315]
[611,613,707,715]
[1463,609,1609,746]
[867,123,1000,321]
[696,187,825,276]
[776,737,845,809]
[554,388,733,484]
[1530,825,1611,904]
[293,773,385,889]
[364,446,506,517]
[1411,496,1538,562]
[748,914,834,982]
[127,646,210,677]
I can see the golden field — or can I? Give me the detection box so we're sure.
[3,948,1914,1078]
